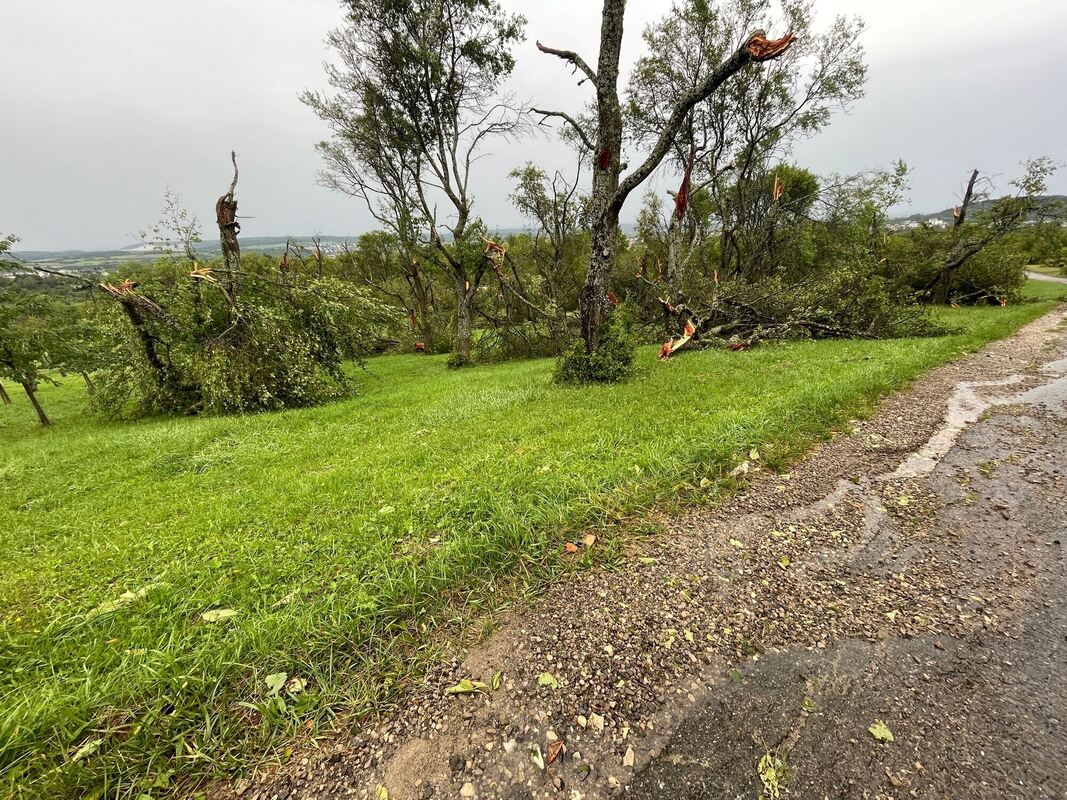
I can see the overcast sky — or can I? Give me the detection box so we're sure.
[3,0,1066,251]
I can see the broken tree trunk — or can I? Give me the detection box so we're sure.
[931,168,979,304]
[216,151,241,303]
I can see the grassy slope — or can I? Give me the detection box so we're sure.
[2,282,1065,797]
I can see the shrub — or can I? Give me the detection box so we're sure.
[92,255,392,417]
[554,306,636,383]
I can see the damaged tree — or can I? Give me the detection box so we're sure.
[216,150,242,304]
[626,0,866,285]
[534,0,795,364]
[922,159,1058,304]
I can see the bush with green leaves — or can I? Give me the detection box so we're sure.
[92,254,393,417]
[554,306,636,383]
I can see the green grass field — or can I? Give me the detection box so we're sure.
[2,281,1065,798]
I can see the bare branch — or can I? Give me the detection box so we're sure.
[536,40,598,85]
[531,108,595,152]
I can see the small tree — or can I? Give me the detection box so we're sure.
[508,162,587,350]
[305,0,526,366]
[0,236,75,426]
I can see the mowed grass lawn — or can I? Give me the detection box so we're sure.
[2,281,1065,798]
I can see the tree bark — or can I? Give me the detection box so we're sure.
[117,300,168,386]
[0,381,10,405]
[22,380,50,426]
[216,151,242,303]
[82,371,96,395]
[454,274,474,363]
[578,0,627,352]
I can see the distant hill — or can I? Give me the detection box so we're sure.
[6,235,359,271]
[7,226,641,271]
[892,194,1067,226]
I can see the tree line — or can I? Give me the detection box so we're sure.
[2,0,1063,425]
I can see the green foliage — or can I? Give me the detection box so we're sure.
[554,306,636,383]
[92,255,391,417]
[0,239,90,423]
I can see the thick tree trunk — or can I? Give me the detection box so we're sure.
[581,212,620,350]
[579,0,626,352]
[22,380,50,426]
[931,268,954,305]
[0,381,10,405]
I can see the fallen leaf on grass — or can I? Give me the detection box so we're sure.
[582,532,597,547]
[88,583,163,619]
[264,672,288,695]
[201,608,238,623]
[564,542,579,554]
[729,460,751,477]
[537,672,559,690]
[285,676,307,695]
[868,719,895,742]
[70,738,103,763]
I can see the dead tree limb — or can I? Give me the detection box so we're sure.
[216,150,242,302]
[535,41,598,85]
